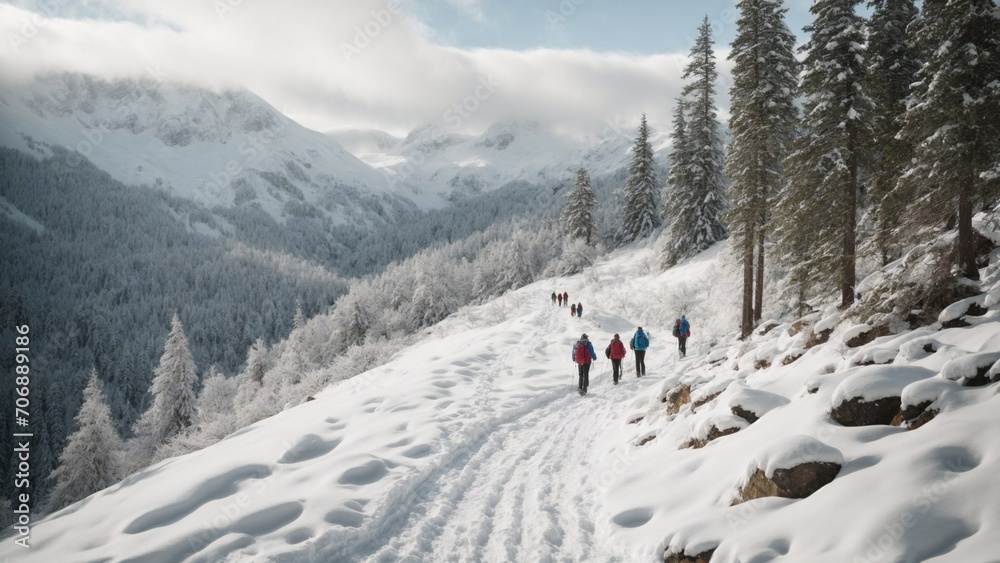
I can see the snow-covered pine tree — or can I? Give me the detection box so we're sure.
[724,0,799,337]
[244,337,269,385]
[619,114,661,244]
[893,0,1000,281]
[664,17,728,267]
[196,365,236,425]
[864,0,921,264]
[132,313,198,454]
[662,99,694,266]
[45,369,121,513]
[560,167,598,245]
[774,0,872,308]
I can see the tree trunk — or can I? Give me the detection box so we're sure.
[843,128,858,308]
[754,218,765,324]
[958,182,978,280]
[741,225,755,339]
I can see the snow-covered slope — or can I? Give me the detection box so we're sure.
[0,74,445,224]
[330,119,672,200]
[6,240,1000,562]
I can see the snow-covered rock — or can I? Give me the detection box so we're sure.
[938,294,989,326]
[830,365,935,426]
[940,352,1000,386]
[724,385,790,424]
[736,436,843,503]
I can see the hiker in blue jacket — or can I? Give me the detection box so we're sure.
[572,333,597,395]
[630,327,649,377]
[677,315,690,357]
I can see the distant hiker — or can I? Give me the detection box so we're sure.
[606,334,627,385]
[576,303,583,318]
[571,303,577,317]
[675,315,691,357]
[630,327,649,377]
[558,293,563,306]
[563,291,569,306]
[551,292,557,305]
[572,333,597,395]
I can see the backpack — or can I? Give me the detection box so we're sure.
[574,341,590,364]
[634,332,649,349]
[672,320,681,338]
[605,345,611,359]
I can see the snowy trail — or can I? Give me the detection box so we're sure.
[327,299,661,563]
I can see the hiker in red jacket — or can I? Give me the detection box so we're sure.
[572,333,597,395]
[562,291,569,306]
[570,303,577,317]
[605,334,627,385]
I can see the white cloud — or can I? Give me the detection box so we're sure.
[0,0,733,137]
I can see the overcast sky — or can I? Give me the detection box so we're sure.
[0,0,820,138]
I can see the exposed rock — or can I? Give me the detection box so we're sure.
[846,325,891,348]
[628,416,645,425]
[682,425,740,449]
[959,363,998,387]
[732,405,760,424]
[788,319,810,337]
[782,352,803,366]
[664,548,716,563]
[941,317,972,329]
[753,359,771,370]
[757,321,779,336]
[737,462,841,503]
[830,395,901,426]
[664,384,692,414]
[693,391,722,410]
[805,328,832,348]
[891,401,938,430]
[637,435,656,446]
[890,401,931,427]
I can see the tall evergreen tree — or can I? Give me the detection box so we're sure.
[133,313,198,450]
[724,0,799,337]
[774,0,872,308]
[560,167,598,245]
[664,16,728,267]
[620,113,662,244]
[45,369,121,513]
[663,99,694,265]
[894,0,1000,281]
[865,0,921,263]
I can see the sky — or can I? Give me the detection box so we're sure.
[0,0,819,138]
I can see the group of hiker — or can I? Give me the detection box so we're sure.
[551,291,584,318]
[570,317,691,396]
